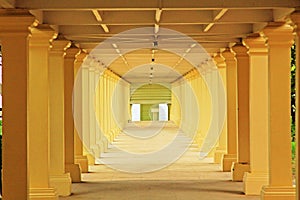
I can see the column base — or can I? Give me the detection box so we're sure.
[194,136,204,147]
[214,149,226,164]
[243,172,269,195]
[65,163,81,183]
[83,146,95,165]
[49,173,72,196]
[86,152,95,165]
[29,188,58,200]
[97,140,104,154]
[91,144,101,159]
[261,186,296,200]
[207,146,217,158]
[231,162,250,181]
[102,137,108,152]
[221,154,237,172]
[75,155,89,173]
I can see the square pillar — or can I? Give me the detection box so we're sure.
[221,49,238,172]
[73,52,89,173]
[261,22,296,200]
[213,54,228,164]
[231,43,250,181]
[0,9,34,200]
[28,25,58,199]
[88,66,101,160]
[291,11,300,200]
[99,74,109,152]
[48,37,72,196]
[243,34,269,195]
[64,45,82,183]
[95,69,104,154]
[81,56,95,165]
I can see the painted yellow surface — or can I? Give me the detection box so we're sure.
[171,69,211,148]
[96,70,130,143]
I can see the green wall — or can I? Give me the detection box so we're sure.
[130,83,171,104]
[130,84,171,121]
[140,104,153,121]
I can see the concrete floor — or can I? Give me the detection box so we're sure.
[61,122,260,200]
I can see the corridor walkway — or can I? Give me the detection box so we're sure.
[61,122,259,200]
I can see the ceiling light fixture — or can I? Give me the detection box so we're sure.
[154,24,159,34]
[190,43,197,48]
[112,43,118,48]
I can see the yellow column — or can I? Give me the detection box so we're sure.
[198,69,209,146]
[100,73,108,152]
[261,23,296,200]
[0,9,34,200]
[231,43,250,181]
[80,59,94,164]
[242,35,269,194]
[48,37,72,196]
[28,25,58,199]
[64,45,82,183]
[95,69,104,154]
[191,70,202,147]
[74,52,89,173]
[206,65,219,158]
[221,48,238,172]
[104,74,112,141]
[99,73,108,152]
[213,54,228,164]
[291,12,300,200]
[89,67,100,162]
[108,75,113,140]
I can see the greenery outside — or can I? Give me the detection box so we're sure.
[291,44,296,178]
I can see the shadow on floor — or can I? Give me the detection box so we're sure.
[60,180,259,200]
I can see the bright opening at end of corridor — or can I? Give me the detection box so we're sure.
[72,27,226,174]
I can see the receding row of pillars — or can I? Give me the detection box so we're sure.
[177,18,300,199]
[191,21,298,199]
[2,8,300,200]
[0,9,126,200]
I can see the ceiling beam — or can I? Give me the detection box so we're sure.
[204,9,228,32]
[213,8,228,20]
[101,24,109,33]
[59,24,252,36]
[0,0,15,8]
[16,0,300,10]
[273,8,295,21]
[91,9,110,33]
[72,36,240,46]
[203,23,214,32]
[92,9,103,21]
[43,10,274,26]
[155,9,162,22]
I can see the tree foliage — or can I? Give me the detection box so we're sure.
[291,44,296,142]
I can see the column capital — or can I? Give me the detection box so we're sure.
[0,9,35,35]
[291,11,300,35]
[88,67,96,72]
[75,51,88,63]
[221,48,236,62]
[65,44,80,59]
[82,56,94,68]
[213,54,226,68]
[231,43,248,57]
[291,11,300,24]
[262,22,294,47]
[243,34,267,55]
[29,24,56,47]
[51,35,71,54]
